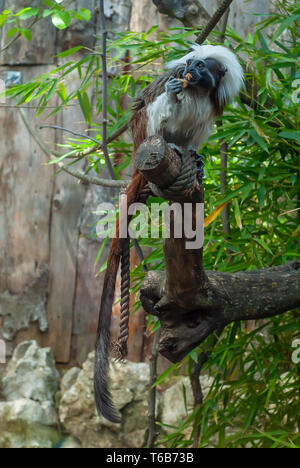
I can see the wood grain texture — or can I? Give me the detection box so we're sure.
[44,69,87,362]
[0,0,56,65]
[0,65,54,351]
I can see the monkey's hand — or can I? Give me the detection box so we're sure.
[165,77,184,100]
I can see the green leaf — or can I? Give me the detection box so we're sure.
[233,198,243,229]
[7,27,19,38]
[279,130,300,143]
[257,30,269,52]
[189,349,199,363]
[147,25,159,35]
[42,9,54,18]
[73,8,91,22]
[270,14,300,43]
[257,185,266,209]
[253,238,273,255]
[16,7,39,20]
[77,91,92,125]
[248,130,269,153]
[56,46,83,58]
[94,238,109,267]
[19,28,32,41]
[52,11,71,30]
[153,362,182,387]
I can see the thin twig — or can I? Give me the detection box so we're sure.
[217,7,231,237]
[18,108,129,188]
[54,164,128,188]
[190,352,207,448]
[219,133,231,236]
[99,0,116,180]
[40,125,102,146]
[190,327,225,448]
[147,327,161,448]
[195,0,234,45]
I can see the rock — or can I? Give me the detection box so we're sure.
[59,352,151,448]
[0,399,61,448]
[161,375,213,433]
[0,341,62,448]
[60,367,81,394]
[1,340,59,403]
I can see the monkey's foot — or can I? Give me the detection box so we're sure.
[168,143,184,158]
[189,149,205,182]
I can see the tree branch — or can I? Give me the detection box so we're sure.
[195,0,234,45]
[141,262,300,363]
[153,1,212,28]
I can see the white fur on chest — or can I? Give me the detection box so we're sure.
[146,90,215,150]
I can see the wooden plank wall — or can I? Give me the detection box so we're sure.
[0,0,102,365]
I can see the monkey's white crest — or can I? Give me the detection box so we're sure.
[168,44,244,106]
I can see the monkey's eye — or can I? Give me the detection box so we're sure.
[198,62,204,69]
[186,59,192,66]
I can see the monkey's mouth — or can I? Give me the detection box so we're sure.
[180,73,198,88]
[183,72,199,85]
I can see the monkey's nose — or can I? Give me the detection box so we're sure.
[185,73,193,81]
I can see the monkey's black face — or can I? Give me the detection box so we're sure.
[183,58,226,91]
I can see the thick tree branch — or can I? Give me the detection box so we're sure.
[153,0,212,28]
[141,262,300,363]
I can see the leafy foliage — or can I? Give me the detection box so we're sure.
[1,0,299,448]
[0,0,91,41]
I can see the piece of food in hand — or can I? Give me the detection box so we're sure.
[179,73,193,88]
[179,78,189,88]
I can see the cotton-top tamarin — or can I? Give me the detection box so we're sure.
[94,44,244,423]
